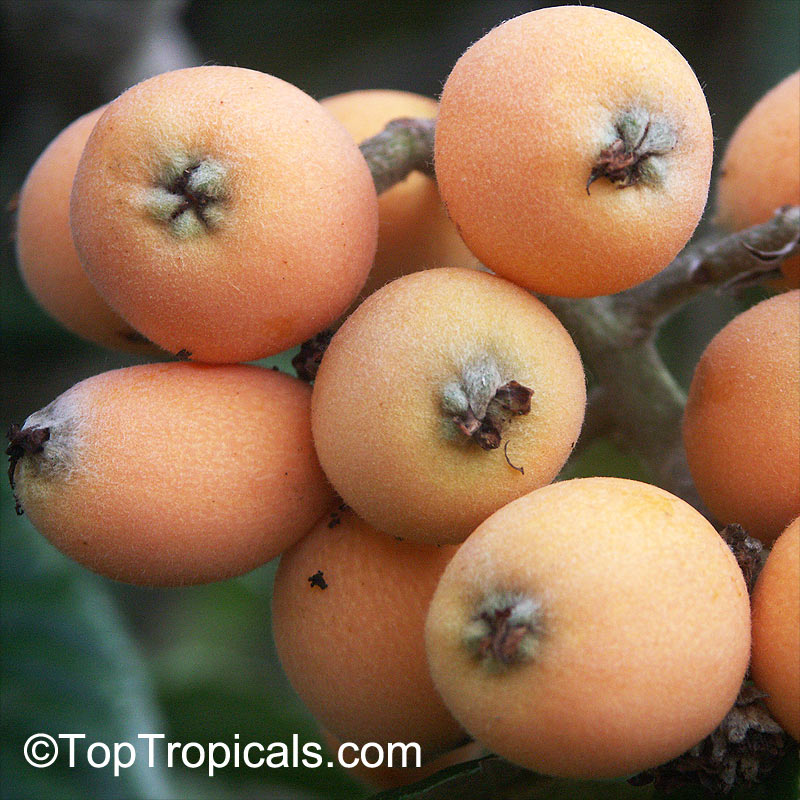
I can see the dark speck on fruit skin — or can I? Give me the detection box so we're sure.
[308,570,327,590]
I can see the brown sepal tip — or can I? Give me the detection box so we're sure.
[6,424,50,514]
[477,607,529,666]
[292,329,334,383]
[452,380,533,452]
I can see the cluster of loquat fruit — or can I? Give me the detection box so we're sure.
[7,5,799,795]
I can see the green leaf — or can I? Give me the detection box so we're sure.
[253,346,301,375]
[560,438,651,483]
[0,482,176,800]
[368,755,650,800]
[368,747,800,800]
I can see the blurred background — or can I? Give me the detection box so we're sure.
[1,2,797,799]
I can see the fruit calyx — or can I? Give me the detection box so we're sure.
[144,155,228,237]
[441,357,533,450]
[292,329,334,383]
[462,591,543,670]
[719,523,768,593]
[587,109,677,194]
[6,423,50,514]
[630,684,788,794]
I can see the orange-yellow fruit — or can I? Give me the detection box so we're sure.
[716,71,800,286]
[682,291,800,543]
[321,728,484,791]
[311,268,586,544]
[321,89,479,304]
[272,507,465,761]
[750,517,800,740]
[70,65,378,363]
[15,107,156,353]
[9,362,334,585]
[435,6,713,297]
[425,477,751,779]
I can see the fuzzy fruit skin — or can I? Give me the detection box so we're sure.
[271,508,465,760]
[12,362,335,586]
[715,71,800,287]
[70,66,378,363]
[310,268,586,544]
[321,89,479,307]
[435,6,713,297]
[425,477,751,780]
[15,107,157,353]
[682,291,800,543]
[750,517,800,740]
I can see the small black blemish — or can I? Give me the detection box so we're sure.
[175,349,192,360]
[308,570,327,590]
[327,502,350,528]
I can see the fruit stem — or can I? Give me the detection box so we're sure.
[543,294,699,507]
[620,205,800,335]
[359,117,436,195]
[543,206,798,509]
